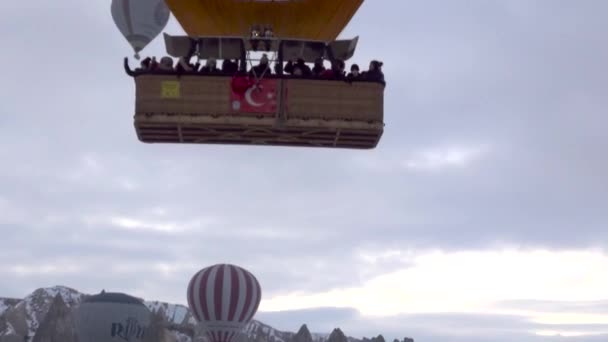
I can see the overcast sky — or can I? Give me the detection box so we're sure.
[2,0,608,341]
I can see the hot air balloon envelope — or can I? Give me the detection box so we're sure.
[74,291,152,342]
[164,0,363,41]
[111,0,170,58]
[187,264,262,342]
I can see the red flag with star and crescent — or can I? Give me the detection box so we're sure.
[230,77,278,114]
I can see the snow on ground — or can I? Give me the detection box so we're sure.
[1,322,17,336]
[41,286,83,306]
[24,296,38,339]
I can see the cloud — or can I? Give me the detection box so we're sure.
[257,308,608,342]
[496,300,608,316]
[259,249,608,318]
[401,144,490,171]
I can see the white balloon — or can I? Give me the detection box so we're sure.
[74,292,152,342]
[111,0,170,59]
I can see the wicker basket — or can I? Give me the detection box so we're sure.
[132,75,384,149]
[284,79,384,122]
[135,75,232,116]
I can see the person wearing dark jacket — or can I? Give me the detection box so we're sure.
[283,60,295,75]
[320,59,345,80]
[346,64,361,83]
[312,58,326,77]
[285,58,312,78]
[274,61,283,75]
[361,60,385,84]
[250,54,272,77]
[221,59,239,75]
[149,57,159,71]
[156,56,174,72]
[135,57,152,72]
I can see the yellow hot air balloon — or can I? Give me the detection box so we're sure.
[124,0,386,150]
[164,0,363,42]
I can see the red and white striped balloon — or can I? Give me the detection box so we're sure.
[187,264,262,342]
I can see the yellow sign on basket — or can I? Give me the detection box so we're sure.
[161,81,181,98]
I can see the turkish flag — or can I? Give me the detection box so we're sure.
[230,78,278,114]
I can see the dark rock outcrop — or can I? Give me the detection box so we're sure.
[144,307,168,342]
[291,324,313,342]
[327,328,347,342]
[1,300,28,341]
[32,294,75,342]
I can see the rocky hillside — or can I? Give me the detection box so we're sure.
[0,286,414,342]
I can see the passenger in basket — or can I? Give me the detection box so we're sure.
[250,53,272,77]
[297,59,312,77]
[221,59,239,75]
[136,57,152,72]
[346,64,361,83]
[149,57,159,71]
[200,58,221,74]
[320,59,345,80]
[157,56,174,71]
[176,56,198,74]
[283,60,294,75]
[283,59,310,77]
[312,58,326,77]
[274,61,283,75]
[362,60,385,84]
